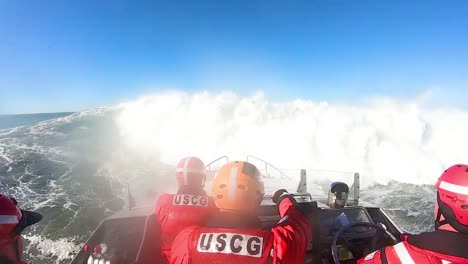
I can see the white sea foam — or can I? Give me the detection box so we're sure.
[116,91,468,186]
[0,144,13,164]
[23,234,82,263]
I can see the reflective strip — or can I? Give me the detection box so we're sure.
[393,243,415,264]
[228,167,238,201]
[182,157,191,185]
[0,215,19,224]
[442,260,452,264]
[440,181,468,195]
[177,158,205,185]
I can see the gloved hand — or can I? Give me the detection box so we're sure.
[272,189,289,204]
[272,189,316,216]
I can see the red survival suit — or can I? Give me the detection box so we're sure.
[358,231,468,264]
[170,196,312,264]
[156,188,217,261]
[0,237,27,264]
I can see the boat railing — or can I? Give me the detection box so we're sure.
[203,155,361,206]
[205,155,229,172]
[123,154,360,210]
[246,155,290,179]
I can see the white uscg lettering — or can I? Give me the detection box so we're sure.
[173,195,208,206]
[197,233,264,258]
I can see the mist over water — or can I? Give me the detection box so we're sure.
[117,91,468,186]
[0,91,466,263]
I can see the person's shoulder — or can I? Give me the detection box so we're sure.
[174,225,201,242]
[157,193,174,202]
[155,193,175,210]
[171,225,202,263]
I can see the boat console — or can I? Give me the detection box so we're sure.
[258,200,399,264]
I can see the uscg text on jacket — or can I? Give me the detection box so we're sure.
[172,195,208,206]
[197,233,263,258]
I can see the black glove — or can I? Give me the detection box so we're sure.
[272,189,317,216]
[272,189,289,204]
[272,189,301,208]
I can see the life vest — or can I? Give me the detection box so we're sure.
[170,197,312,264]
[155,192,217,261]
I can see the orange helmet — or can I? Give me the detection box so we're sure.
[212,161,264,214]
[175,157,206,187]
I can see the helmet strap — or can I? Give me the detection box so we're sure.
[435,207,449,230]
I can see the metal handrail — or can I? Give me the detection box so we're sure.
[205,155,360,205]
[246,155,290,179]
[205,156,229,172]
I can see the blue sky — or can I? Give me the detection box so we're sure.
[0,0,467,114]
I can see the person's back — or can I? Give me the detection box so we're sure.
[156,190,217,260]
[359,164,468,264]
[155,157,217,262]
[171,161,312,264]
[0,194,42,264]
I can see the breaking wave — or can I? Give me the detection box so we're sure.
[117,91,468,186]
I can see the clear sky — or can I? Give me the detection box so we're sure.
[0,0,467,114]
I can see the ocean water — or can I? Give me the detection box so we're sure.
[0,91,465,263]
[0,113,74,130]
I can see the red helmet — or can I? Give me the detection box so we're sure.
[0,194,22,238]
[175,157,206,187]
[435,164,468,234]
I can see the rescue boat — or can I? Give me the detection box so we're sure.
[70,156,404,264]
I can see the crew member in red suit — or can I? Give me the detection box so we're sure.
[171,161,312,264]
[0,194,42,264]
[359,164,468,264]
[155,156,217,262]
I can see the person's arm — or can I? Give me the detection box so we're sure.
[155,194,165,217]
[270,189,312,263]
[170,226,197,264]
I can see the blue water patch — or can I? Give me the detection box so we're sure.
[0,112,74,130]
